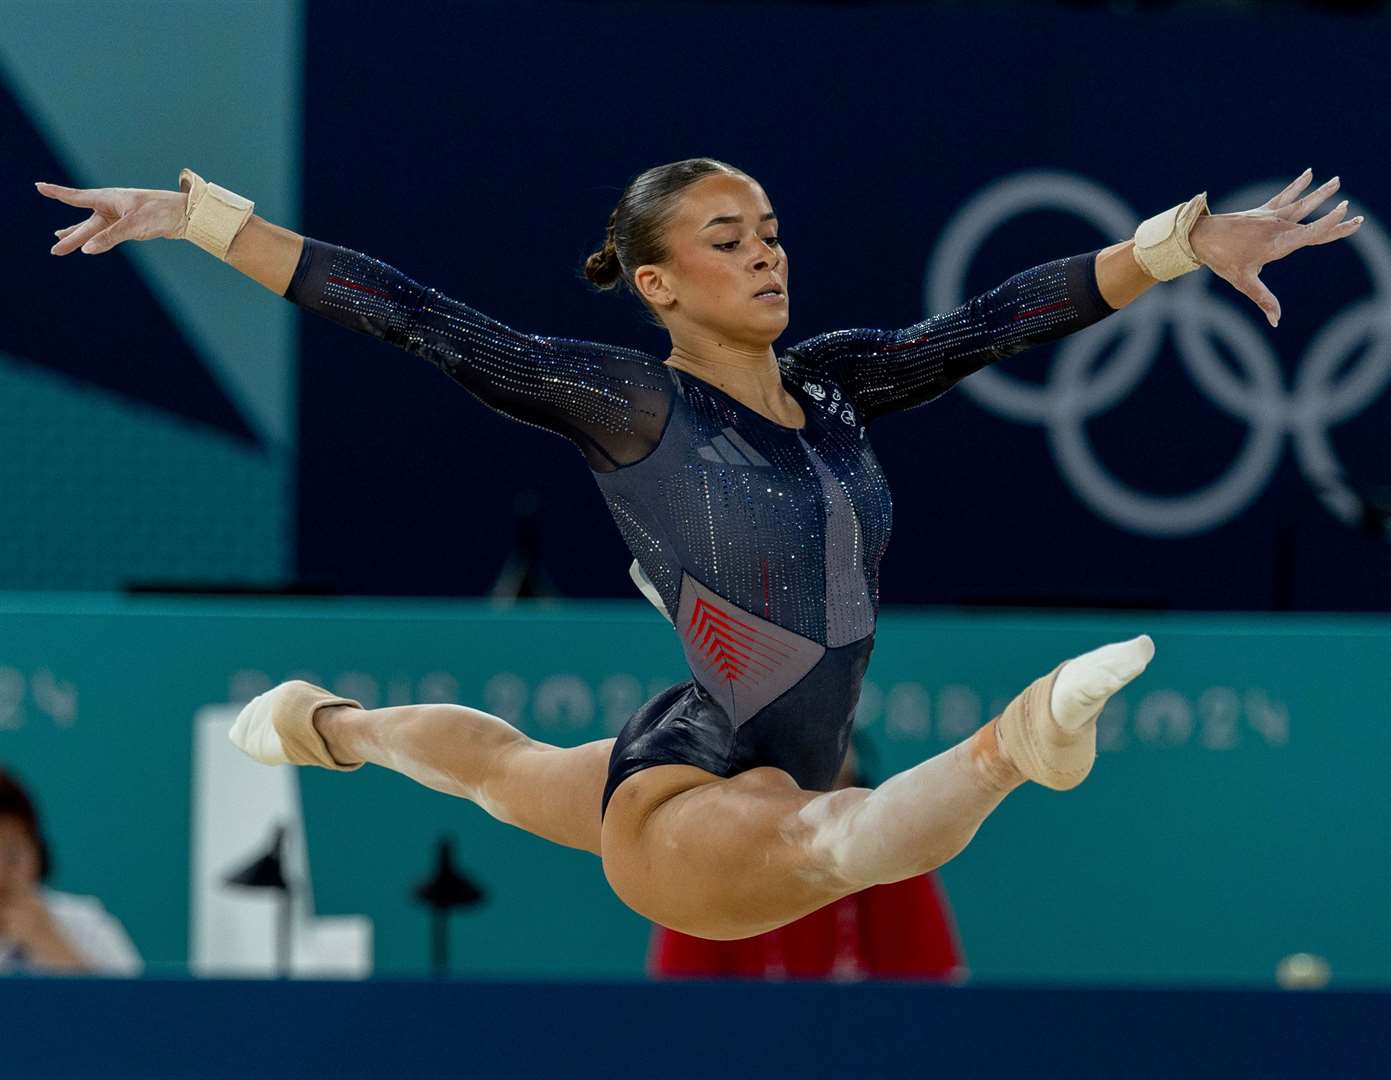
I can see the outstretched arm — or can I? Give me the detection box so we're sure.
[35,180,669,471]
[781,247,1115,424]
[279,236,672,471]
[220,220,669,469]
[781,171,1362,424]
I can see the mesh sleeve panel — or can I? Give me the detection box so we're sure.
[284,237,672,471]
[781,249,1115,423]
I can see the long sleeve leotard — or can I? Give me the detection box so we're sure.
[284,237,1115,807]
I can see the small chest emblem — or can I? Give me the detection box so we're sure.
[801,381,858,428]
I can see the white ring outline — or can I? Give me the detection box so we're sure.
[925,171,1391,536]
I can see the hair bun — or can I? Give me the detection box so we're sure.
[583,242,621,289]
[582,159,741,314]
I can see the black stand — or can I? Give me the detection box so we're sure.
[224,824,293,976]
[412,836,485,977]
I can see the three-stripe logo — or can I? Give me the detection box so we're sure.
[696,426,771,467]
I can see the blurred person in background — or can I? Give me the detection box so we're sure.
[0,768,142,976]
[649,738,966,981]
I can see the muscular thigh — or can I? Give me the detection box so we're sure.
[492,737,615,856]
[600,765,852,940]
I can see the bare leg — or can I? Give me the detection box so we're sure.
[602,636,1152,939]
[315,703,613,856]
[601,725,1019,938]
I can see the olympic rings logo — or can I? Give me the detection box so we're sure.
[925,172,1391,537]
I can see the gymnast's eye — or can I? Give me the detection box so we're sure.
[715,236,780,251]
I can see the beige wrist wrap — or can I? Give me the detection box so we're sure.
[992,663,1095,791]
[271,680,365,771]
[1132,191,1210,281]
[176,167,255,261]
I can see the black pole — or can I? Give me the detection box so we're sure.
[223,824,294,977]
[277,892,292,977]
[413,836,485,978]
[433,909,448,977]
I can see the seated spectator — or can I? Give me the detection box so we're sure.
[648,741,967,981]
[0,768,142,976]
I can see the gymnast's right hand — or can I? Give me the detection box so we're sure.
[35,182,186,256]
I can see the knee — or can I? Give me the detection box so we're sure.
[799,783,981,889]
[789,786,877,891]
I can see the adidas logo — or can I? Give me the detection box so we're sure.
[695,426,771,468]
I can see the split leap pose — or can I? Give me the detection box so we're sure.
[37,161,1359,937]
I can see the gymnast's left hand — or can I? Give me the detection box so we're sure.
[1188,169,1363,329]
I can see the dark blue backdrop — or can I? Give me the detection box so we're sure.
[296,1,1390,609]
[7,979,1389,1080]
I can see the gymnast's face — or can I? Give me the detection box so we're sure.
[0,815,41,902]
[638,172,789,348]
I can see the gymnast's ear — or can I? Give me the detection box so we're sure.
[633,263,675,309]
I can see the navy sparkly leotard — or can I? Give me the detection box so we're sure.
[284,238,1116,814]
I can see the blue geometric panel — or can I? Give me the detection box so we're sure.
[0,69,258,446]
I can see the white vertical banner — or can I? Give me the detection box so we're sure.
[190,705,371,977]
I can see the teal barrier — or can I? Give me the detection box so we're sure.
[1,594,1387,985]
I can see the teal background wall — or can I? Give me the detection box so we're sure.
[1,593,1386,987]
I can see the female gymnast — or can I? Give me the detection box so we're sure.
[37,161,1360,938]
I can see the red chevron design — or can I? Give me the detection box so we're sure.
[684,597,793,684]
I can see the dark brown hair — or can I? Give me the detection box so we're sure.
[0,767,51,881]
[581,157,750,326]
